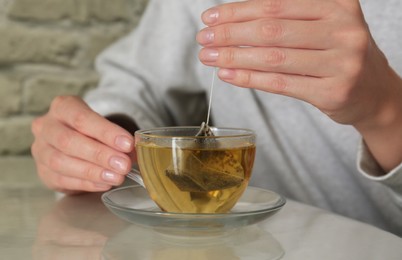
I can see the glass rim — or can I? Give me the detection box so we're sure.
[135,126,255,139]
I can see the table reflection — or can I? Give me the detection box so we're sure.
[33,192,128,260]
[33,192,284,260]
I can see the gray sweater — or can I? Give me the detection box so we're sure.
[85,0,402,236]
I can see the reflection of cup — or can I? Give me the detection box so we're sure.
[134,127,256,213]
[102,224,284,260]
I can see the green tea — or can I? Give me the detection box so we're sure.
[136,143,256,213]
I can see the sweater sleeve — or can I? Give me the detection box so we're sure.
[357,139,402,195]
[84,0,209,129]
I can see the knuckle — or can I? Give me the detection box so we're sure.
[93,145,107,165]
[269,75,288,94]
[342,57,365,79]
[325,83,352,109]
[224,5,238,20]
[333,23,370,52]
[50,96,64,109]
[81,165,99,182]
[48,150,64,172]
[263,48,286,67]
[100,128,113,144]
[71,111,89,132]
[50,95,82,120]
[350,60,364,75]
[56,131,73,150]
[351,29,370,52]
[82,180,98,192]
[50,95,69,112]
[260,20,283,43]
[240,71,253,88]
[336,22,370,49]
[222,48,236,65]
[222,25,233,43]
[31,117,43,136]
[261,0,282,16]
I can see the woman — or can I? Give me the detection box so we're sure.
[31,0,402,235]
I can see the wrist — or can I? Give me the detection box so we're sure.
[354,69,402,172]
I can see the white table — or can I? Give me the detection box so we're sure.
[1,181,401,260]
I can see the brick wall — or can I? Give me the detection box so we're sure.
[0,0,148,158]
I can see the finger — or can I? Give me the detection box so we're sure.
[201,0,335,25]
[197,19,332,50]
[199,47,335,78]
[35,143,124,188]
[37,162,114,193]
[49,96,134,153]
[217,68,329,106]
[31,116,44,137]
[41,118,131,175]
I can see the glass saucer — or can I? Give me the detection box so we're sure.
[102,185,286,232]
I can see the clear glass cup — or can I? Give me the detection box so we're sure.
[133,126,256,213]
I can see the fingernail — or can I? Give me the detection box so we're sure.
[102,170,119,184]
[197,29,215,45]
[219,69,236,79]
[115,135,133,151]
[109,156,128,172]
[203,8,219,24]
[200,48,219,62]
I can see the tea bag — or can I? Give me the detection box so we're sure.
[165,68,245,192]
[165,149,244,192]
[195,122,214,137]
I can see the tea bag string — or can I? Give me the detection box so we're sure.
[196,67,217,136]
[206,67,217,126]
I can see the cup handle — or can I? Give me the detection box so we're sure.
[127,167,145,188]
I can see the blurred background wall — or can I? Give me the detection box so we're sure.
[0,0,148,186]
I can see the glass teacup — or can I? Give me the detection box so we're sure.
[133,126,256,213]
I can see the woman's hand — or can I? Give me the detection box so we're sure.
[31,96,134,194]
[197,0,402,171]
